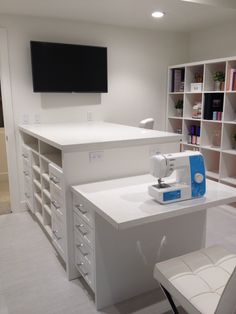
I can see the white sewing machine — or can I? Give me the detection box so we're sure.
[148,151,206,204]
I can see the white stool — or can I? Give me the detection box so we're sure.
[154,245,236,314]
[139,118,154,129]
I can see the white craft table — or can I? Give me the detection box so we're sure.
[19,122,181,281]
[72,175,236,309]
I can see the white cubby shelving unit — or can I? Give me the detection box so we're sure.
[21,132,62,239]
[167,56,236,187]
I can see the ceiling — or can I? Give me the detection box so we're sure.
[0,0,235,32]
[181,0,236,9]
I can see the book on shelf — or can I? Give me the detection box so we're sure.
[204,93,224,120]
[171,68,185,92]
[227,68,236,91]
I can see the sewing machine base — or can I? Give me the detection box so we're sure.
[149,184,192,204]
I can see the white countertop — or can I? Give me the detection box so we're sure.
[72,174,236,230]
[19,122,181,151]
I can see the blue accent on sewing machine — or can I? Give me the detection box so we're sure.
[189,155,206,198]
[163,190,181,202]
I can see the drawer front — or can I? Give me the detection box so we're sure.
[22,146,30,160]
[23,157,30,173]
[74,212,94,249]
[75,248,94,290]
[50,183,63,205]
[49,163,63,190]
[51,197,64,218]
[52,209,65,260]
[24,174,33,209]
[74,230,94,265]
[73,193,94,228]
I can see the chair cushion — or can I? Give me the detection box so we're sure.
[154,245,236,314]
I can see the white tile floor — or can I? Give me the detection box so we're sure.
[0,206,235,314]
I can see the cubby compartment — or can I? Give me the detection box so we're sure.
[203,93,224,121]
[204,62,226,92]
[220,153,236,186]
[184,93,202,119]
[201,121,222,150]
[39,141,62,167]
[226,60,236,91]
[167,118,183,134]
[201,148,220,180]
[31,150,40,166]
[169,67,185,93]
[181,143,200,152]
[21,133,39,152]
[168,93,184,118]
[34,182,42,199]
[224,93,236,122]
[185,65,204,93]
[40,158,50,186]
[43,207,52,238]
[182,119,201,146]
[35,194,43,224]
[221,123,236,153]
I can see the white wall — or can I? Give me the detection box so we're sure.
[0,14,189,211]
[189,20,236,61]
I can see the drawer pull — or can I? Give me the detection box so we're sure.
[53,230,62,240]
[75,204,87,215]
[77,263,88,276]
[50,175,60,184]
[22,153,28,159]
[51,200,60,210]
[23,170,29,176]
[77,243,88,256]
[76,224,87,236]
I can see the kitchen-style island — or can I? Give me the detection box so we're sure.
[19,121,182,306]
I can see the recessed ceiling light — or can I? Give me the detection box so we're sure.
[152,11,165,18]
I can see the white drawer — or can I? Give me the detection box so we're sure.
[52,209,65,260]
[51,197,64,218]
[74,230,94,264]
[22,146,30,159]
[22,155,31,174]
[75,248,94,290]
[73,193,94,228]
[24,173,32,192]
[24,175,33,209]
[50,183,63,204]
[49,163,63,190]
[74,212,94,249]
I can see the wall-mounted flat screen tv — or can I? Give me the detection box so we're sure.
[30,41,108,93]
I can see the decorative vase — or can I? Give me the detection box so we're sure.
[220,82,225,91]
[214,81,221,91]
[176,109,183,117]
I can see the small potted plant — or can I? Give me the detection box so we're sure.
[213,71,225,91]
[233,133,236,149]
[175,99,183,117]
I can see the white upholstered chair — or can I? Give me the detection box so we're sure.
[139,118,155,130]
[154,245,236,314]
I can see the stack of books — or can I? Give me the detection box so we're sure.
[171,68,185,92]
[226,68,236,91]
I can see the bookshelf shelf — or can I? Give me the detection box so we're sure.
[167,56,236,186]
[206,170,220,181]
[168,116,183,120]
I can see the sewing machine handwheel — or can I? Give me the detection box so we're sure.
[194,173,204,184]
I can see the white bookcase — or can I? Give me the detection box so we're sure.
[167,56,236,187]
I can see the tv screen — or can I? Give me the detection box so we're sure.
[30,41,108,93]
